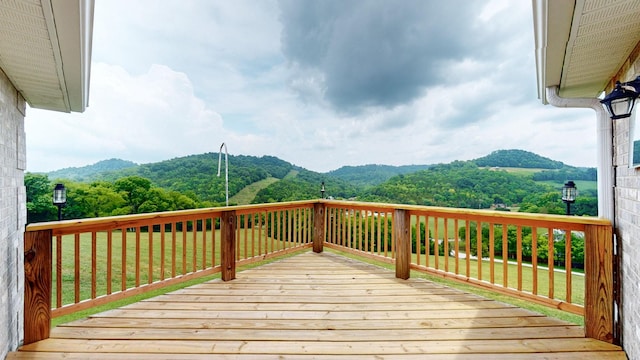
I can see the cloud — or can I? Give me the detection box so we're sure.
[278,0,487,113]
[24,0,600,175]
[26,63,226,171]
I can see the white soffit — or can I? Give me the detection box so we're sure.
[0,0,93,113]
[560,0,640,98]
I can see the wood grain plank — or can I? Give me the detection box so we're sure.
[18,338,623,355]
[13,251,625,358]
[50,326,585,341]
[88,308,542,320]
[56,316,574,331]
[125,300,518,311]
[6,351,629,360]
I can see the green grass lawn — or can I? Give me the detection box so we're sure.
[51,249,304,327]
[51,227,301,310]
[495,167,546,175]
[332,215,584,304]
[411,251,584,305]
[539,180,597,192]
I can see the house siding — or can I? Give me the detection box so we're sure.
[0,68,26,359]
[614,58,640,359]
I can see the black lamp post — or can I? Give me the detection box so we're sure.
[320,181,325,199]
[52,183,66,221]
[601,76,640,119]
[562,181,577,216]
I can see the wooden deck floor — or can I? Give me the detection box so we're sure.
[9,251,626,359]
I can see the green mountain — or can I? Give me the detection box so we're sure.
[95,153,296,203]
[47,158,138,181]
[470,149,596,182]
[327,164,431,188]
[37,149,597,215]
[359,161,551,208]
[473,149,564,169]
[253,169,359,203]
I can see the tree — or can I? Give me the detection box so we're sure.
[25,173,56,223]
[519,191,565,215]
[114,176,152,213]
[87,182,128,216]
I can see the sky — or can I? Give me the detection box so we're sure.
[25,0,599,173]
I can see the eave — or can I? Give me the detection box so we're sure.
[0,0,94,113]
[533,0,640,104]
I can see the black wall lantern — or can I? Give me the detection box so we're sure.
[52,183,67,221]
[320,181,326,199]
[601,76,640,119]
[562,180,577,216]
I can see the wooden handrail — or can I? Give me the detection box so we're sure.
[23,202,316,345]
[23,199,613,345]
[322,200,614,344]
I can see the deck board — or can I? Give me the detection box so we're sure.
[8,251,627,359]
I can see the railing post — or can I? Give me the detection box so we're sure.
[584,224,614,343]
[394,209,411,280]
[221,210,236,281]
[23,229,52,345]
[313,203,325,253]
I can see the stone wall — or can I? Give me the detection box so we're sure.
[0,68,26,358]
[613,53,640,358]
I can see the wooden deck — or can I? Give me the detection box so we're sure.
[9,251,626,359]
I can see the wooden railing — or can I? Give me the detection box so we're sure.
[23,201,314,345]
[23,200,614,345]
[322,200,614,343]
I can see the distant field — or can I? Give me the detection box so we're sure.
[538,180,597,192]
[481,167,545,176]
[283,169,299,179]
[480,167,597,192]
[230,176,280,205]
[229,170,300,205]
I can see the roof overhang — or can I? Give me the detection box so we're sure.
[533,0,640,104]
[0,0,94,113]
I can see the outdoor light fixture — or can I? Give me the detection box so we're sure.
[601,76,640,120]
[52,183,66,221]
[320,181,326,199]
[562,180,577,216]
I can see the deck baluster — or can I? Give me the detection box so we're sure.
[221,210,236,281]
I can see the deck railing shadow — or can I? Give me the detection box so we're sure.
[23,199,614,345]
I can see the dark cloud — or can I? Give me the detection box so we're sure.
[278,0,487,113]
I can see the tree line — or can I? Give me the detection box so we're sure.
[27,153,598,224]
[26,174,205,223]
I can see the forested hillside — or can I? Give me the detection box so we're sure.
[327,164,431,187]
[359,161,547,208]
[27,154,297,223]
[48,158,137,181]
[253,170,359,203]
[532,167,597,181]
[89,153,295,202]
[26,149,598,223]
[474,149,564,169]
[252,161,596,215]
[473,149,596,181]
